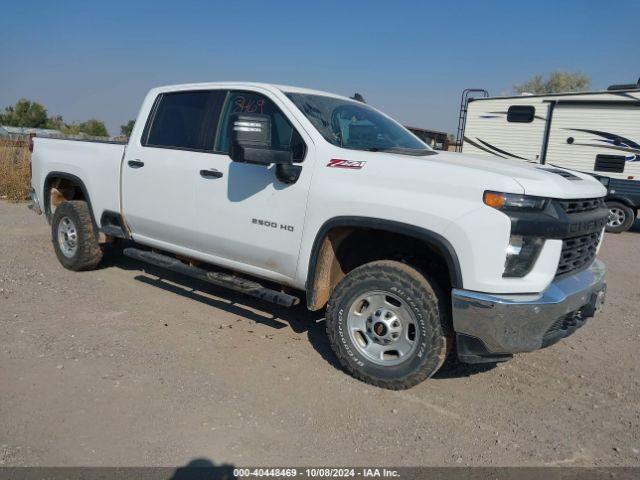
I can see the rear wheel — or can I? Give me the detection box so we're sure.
[605,201,635,233]
[51,201,103,271]
[326,260,450,390]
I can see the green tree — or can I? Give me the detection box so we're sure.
[78,119,108,137]
[63,119,109,137]
[120,120,135,137]
[0,98,49,128]
[514,71,591,94]
[46,115,65,130]
[0,99,109,137]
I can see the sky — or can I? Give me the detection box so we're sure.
[1,0,638,137]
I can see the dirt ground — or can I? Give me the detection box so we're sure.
[0,200,638,467]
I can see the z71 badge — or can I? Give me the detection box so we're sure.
[327,159,366,169]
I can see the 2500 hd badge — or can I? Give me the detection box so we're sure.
[252,218,294,232]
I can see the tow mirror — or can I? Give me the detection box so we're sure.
[229,113,292,166]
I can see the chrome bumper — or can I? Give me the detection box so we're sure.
[28,188,42,215]
[452,259,606,363]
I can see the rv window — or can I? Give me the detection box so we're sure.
[507,105,535,123]
[594,154,626,173]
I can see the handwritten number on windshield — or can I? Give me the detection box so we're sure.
[233,96,265,114]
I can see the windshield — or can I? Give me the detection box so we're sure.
[285,93,434,156]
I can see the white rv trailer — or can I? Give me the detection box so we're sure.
[460,82,640,232]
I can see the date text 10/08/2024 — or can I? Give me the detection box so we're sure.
[232,468,400,478]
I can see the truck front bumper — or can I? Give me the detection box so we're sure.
[452,259,606,363]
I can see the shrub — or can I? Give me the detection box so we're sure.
[0,137,31,201]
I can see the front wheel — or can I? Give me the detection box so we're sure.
[326,260,450,390]
[605,201,635,233]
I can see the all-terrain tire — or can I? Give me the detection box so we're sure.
[326,260,450,390]
[605,201,635,233]
[51,201,103,271]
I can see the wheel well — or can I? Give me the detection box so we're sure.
[44,173,91,221]
[307,225,457,310]
[606,197,638,214]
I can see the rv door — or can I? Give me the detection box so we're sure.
[544,102,640,181]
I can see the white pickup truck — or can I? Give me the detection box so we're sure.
[29,82,609,389]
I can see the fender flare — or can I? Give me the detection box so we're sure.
[599,176,640,212]
[43,171,98,231]
[606,195,639,213]
[305,216,463,307]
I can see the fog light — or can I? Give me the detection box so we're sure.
[503,235,545,277]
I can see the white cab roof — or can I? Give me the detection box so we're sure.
[152,82,352,101]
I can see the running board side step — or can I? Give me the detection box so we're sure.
[123,247,300,307]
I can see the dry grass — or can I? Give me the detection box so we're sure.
[0,137,31,201]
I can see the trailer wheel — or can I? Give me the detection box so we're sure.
[325,260,450,390]
[605,201,635,233]
[51,201,103,271]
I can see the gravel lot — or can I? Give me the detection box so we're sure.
[1,200,639,467]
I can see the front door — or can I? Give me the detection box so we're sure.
[193,89,314,280]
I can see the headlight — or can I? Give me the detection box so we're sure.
[483,191,548,211]
[503,235,545,277]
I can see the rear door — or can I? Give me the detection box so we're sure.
[122,89,226,250]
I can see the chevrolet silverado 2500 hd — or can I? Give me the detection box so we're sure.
[29,82,609,389]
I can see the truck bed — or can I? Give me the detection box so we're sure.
[31,136,127,222]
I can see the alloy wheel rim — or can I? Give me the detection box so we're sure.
[608,207,625,227]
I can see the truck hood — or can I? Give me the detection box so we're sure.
[432,151,607,199]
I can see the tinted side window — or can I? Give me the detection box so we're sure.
[507,105,535,123]
[216,91,305,161]
[144,90,225,151]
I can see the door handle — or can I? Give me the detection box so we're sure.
[128,160,145,168]
[200,169,223,179]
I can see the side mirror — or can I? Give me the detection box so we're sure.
[229,113,292,166]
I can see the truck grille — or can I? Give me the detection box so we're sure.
[557,197,605,214]
[556,232,601,276]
